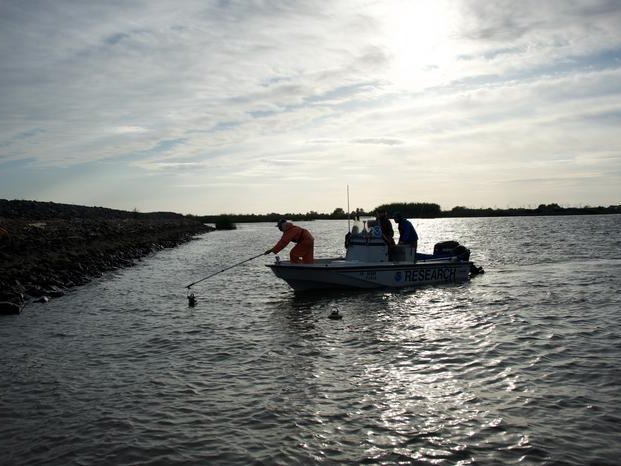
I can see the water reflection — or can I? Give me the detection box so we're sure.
[257,279,510,462]
[4,217,621,465]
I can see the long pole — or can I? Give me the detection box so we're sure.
[185,252,264,289]
[347,184,351,233]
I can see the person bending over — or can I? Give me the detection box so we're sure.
[265,219,314,264]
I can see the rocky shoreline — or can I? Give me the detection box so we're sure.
[0,200,214,314]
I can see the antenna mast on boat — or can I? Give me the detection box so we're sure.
[347,185,351,232]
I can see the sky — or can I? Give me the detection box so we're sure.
[1,0,620,215]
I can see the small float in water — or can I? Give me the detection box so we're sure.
[267,222,483,291]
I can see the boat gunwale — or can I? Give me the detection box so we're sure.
[266,257,471,272]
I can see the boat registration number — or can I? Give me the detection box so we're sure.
[359,271,377,281]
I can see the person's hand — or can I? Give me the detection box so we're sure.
[264,249,272,255]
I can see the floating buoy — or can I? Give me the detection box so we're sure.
[187,293,197,307]
[328,309,342,320]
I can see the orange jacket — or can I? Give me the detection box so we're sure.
[271,224,314,253]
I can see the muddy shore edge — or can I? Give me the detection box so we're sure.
[1,200,214,314]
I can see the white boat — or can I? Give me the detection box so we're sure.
[267,224,483,291]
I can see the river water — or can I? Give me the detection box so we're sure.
[2,215,621,465]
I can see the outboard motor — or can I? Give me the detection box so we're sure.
[433,241,470,261]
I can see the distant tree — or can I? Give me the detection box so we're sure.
[536,203,564,214]
[373,202,441,218]
[331,207,345,218]
[215,214,237,230]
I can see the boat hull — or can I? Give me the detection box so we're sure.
[267,258,471,291]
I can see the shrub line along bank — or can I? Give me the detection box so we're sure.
[200,203,621,224]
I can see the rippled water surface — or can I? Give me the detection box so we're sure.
[2,216,621,465]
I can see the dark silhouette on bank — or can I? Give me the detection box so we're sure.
[197,202,620,224]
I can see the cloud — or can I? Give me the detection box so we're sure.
[1,0,620,213]
[0,128,45,151]
[108,125,149,135]
[351,138,404,146]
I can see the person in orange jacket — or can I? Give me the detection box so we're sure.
[264,219,314,263]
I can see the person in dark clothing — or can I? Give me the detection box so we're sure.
[376,211,395,246]
[393,212,418,250]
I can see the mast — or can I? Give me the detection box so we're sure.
[347,185,351,232]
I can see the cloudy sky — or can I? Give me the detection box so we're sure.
[1,0,620,215]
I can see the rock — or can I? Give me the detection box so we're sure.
[0,200,215,307]
[47,286,65,298]
[0,300,22,315]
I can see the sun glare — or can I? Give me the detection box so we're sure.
[378,0,458,88]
